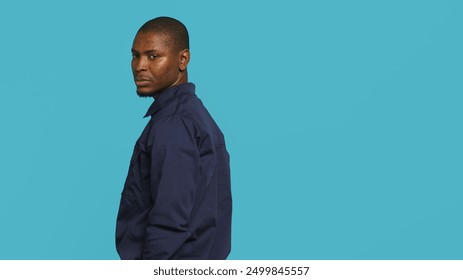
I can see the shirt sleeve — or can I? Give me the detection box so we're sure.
[142,115,200,259]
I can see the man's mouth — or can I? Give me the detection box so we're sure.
[135,77,151,86]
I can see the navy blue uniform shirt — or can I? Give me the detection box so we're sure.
[116,83,232,259]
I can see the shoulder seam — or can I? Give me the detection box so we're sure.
[153,113,205,131]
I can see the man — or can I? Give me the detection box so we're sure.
[115,17,232,260]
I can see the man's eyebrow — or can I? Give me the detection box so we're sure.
[143,49,158,54]
[131,48,158,54]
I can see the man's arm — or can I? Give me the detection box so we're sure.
[142,115,200,259]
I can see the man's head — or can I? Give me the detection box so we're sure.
[131,17,190,97]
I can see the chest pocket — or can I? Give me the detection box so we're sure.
[122,141,152,197]
[130,142,142,165]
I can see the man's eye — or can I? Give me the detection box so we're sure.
[149,55,157,60]
[132,54,138,59]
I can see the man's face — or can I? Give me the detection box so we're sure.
[131,31,183,97]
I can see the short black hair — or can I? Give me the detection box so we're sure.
[138,16,189,51]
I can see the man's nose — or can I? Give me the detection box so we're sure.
[135,57,147,72]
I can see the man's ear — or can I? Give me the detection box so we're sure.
[179,49,190,71]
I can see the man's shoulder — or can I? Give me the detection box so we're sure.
[147,90,224,144]
[145,113,202,141]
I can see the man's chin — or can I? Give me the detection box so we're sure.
[137,93,152,98]
[136,88,156,97]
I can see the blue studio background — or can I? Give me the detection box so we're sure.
[0,0,462,259]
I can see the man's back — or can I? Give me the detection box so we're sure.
[116,83,232,259]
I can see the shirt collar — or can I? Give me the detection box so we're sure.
[143,82,195,118]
